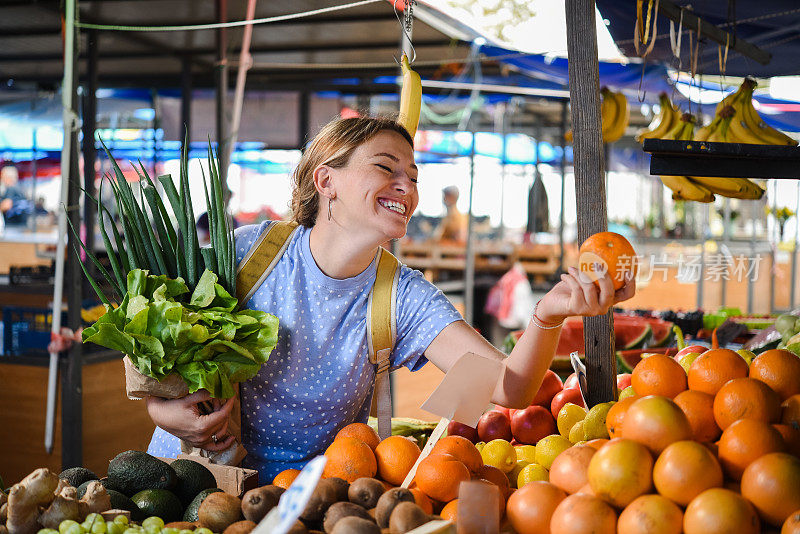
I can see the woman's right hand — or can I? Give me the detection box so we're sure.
[145,390,236,452]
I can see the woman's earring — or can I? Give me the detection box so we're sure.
[327,197,332,221]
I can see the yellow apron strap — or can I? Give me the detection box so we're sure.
[235,221,299,305]
[367,247,400,440]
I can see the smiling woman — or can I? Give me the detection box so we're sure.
[144,116,636,483]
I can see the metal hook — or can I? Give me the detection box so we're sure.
[392,0,416,65]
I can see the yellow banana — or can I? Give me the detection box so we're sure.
[660,175,715,202]
[603,90,628,143]
[637,92,676,142]
[666,113,694,141]
[398,54,421,138]
[727,90,770,145]
[689,176,764,199]
[707,107,734,143]
[694,116,722,142]
[740,88,798,146]
[600,88,619,140]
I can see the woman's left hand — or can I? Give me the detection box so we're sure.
[536,267,635,325]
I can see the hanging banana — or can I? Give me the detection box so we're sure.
[636,92,678,143]
[398,54,422,139]
[565,88,628,143]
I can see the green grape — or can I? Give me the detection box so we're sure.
[178,530,194,534]
[60,521,81,534]
[85,514,103,527]
[193,528,213,534]
[141,518,164,532]
[66,524,85,534]
[113,516,129,526]
[161,528,179,534]
[122,528,141,534]
[107,522,124,534]
[38,529,60,534]
[90,521,106,534]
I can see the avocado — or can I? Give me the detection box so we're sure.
[107,450,177,496]
[107,489,145,521]
[131,488,184,523]
[183,488,223,522]
[59,467,98,488]
[170,459,218,507]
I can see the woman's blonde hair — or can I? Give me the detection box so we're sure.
[290,116,414,227]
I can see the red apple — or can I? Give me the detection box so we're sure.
[511,405,557,445]
[493,405,511,418]
[550,387,586,419]
[616,373,632,391]
[674,345,706,358]
[564,372,579,390]
[531,369,564,408]
[477,410,513,442]
[447,420,480,443]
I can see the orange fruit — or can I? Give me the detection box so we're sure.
[410,488,433,514]
[575,483,595,496]
[587,439,653,508]
[334,422,380,451]
[741,452,800,526]
[674,390,721,442]
[653,440,724,506]
[322,436,378,482]
[549,445,596,495]
[621,396,693,455]
[713,377,782,430]
[584,438,609,450]
[632,354,688,398]
[618,494,683,534]
[432,435,483,473]
[717,418,786,480]
[374,435,421,486]
[414,452,471,503]
[550,493,618,534]
[683,488,760,534]
[750,349,800,401]
[440,499,458,521]
[272,468,300,489]
[578,231,637,290]
[774,423,800,457]
[474,464,511,500]
[782,394,800,427]
[506,481,567,534]
[687,349,749,396]
[784,509,800,534]
[606,397,638,439]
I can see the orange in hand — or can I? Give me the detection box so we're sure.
[578,231,637,290]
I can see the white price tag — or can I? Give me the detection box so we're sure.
[252,455,327,534]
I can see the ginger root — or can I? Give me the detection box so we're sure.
[40,487,81,530]
[78,482,111,518]
[7,468,60,534]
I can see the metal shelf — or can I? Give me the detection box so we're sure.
[643,139,800,179]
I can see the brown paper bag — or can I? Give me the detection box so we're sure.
[123,355,247,466]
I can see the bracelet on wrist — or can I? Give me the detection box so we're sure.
[532,300,564,329]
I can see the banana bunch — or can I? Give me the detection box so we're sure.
[398,54,422,138]
[659,114,716,203]
[636,92,680,143]
[565,87,629,143]
[710,79,797,146]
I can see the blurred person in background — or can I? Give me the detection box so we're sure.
[434,185,467,242]
[0,165,31,227]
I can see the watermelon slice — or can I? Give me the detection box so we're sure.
[614,316,674,347]
[616,323,653,350]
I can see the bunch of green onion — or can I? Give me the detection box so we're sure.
[72,140,236,303]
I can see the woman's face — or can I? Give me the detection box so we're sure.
[325,130,419,240]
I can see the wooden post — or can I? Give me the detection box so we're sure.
[564,0,616,406]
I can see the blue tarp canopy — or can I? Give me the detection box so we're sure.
[595,0,800,78]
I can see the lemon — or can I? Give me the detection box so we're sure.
[514,444,536,463]
[480,439,517,473]
[517,463,549,487]
[583,401,614,441]
[535,434,572,469]
[557,403,587,438]
[737,349,755,366]
[568,420,586,444]
[677,352,701,374]
[474,441,486,453]
[508,460,531,488]
[618,385,637,400]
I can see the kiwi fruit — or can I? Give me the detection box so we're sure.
[388,502,429,534]
[222,520,256,534]
[330,516,381,534]
[375,488,415,528]
[286,520,308,534]
[198,491,244,532]
[347,478,385,509]
[323,502,373,533]
[241,485,281,523]
[299,479,339,524]
[164,522,197,530]
[324,477,349,503]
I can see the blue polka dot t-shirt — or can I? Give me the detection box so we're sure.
[147,221,463,482]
